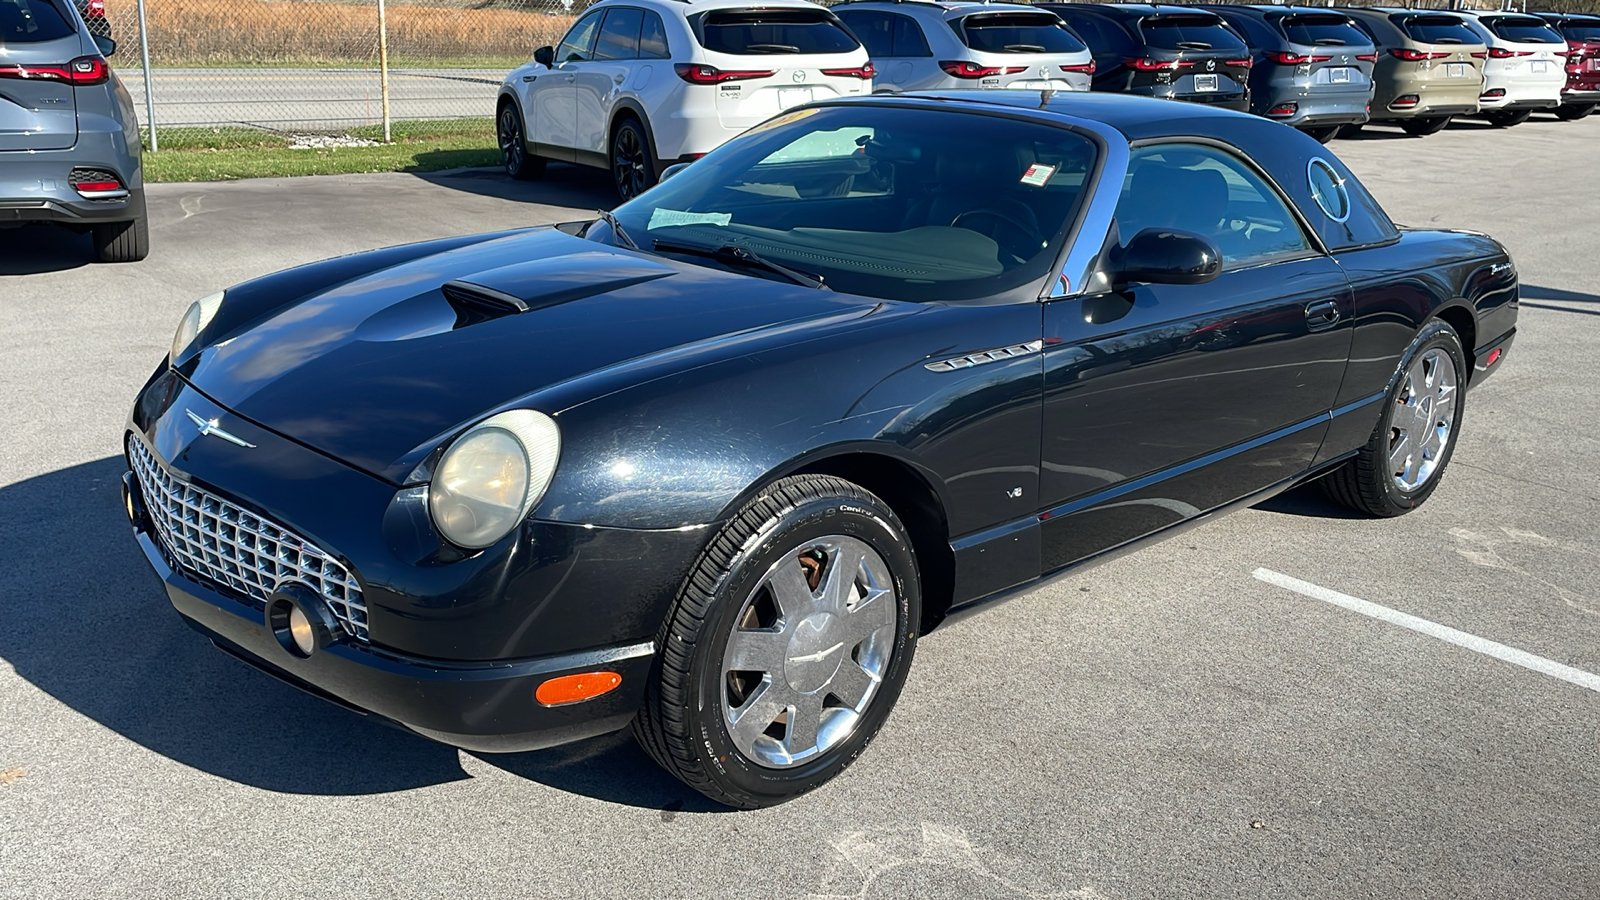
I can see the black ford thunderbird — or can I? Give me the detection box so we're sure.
[124,92,1517,808]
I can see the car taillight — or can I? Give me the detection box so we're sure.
[1481,88,1506,99]
[0,56,110,86]
[1225,58,1253,68]
[674,63,775,84]
[1267,102,1298,116]
[1123,57,1193,71]
[85,0,106,16]
[1488,48,1533,58]
[1390,49,1448,61]
[1060,61,1096,74]
[939,60,1027,78]
[1355,52,1378,62]
[821,62,875,79]
[1470,51,1487,59]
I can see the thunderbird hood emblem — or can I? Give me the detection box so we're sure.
[186,409,256,448]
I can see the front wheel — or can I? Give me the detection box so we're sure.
[1401,116,1451,137]
[1554,103,1595,121]
[1322,320,1467,517]
[611,117,655,201]
[633,475,921,808]
[1485,109,1532,128]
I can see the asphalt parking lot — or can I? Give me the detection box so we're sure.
[3,115,1598,899]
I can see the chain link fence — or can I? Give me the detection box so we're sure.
[98,0,580,148]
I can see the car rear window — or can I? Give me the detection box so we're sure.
[1557,21,1600,43]
[0,0,75,43]
[1139,15,1246,52]
[1394,15,1480,46]
[954,12,1087,54]
[1278,14,1369,48]
[1483,18,1563,44]
[695,9,859,55]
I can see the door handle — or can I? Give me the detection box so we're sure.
[564,74,576,83]
[613,74,625,85]
[1304,299,1341,332]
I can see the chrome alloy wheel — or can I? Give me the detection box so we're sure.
[720,536,897,769]
[1389,347,1458,492]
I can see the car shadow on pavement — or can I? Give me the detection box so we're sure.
[0,224,96,275]
[1520,284,1600,318]
[0,455,718,810]
[413,160,619,214]
[1252,482,1370,519]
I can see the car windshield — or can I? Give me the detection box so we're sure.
[955,13,1087,54]
[1139,15,1246,52]
[1484,17,1564,44]
[694,10,859,55]
[605,106,1099,303]
[1278,14,1369,48]
[0,0,75,43]
[1395,15,1480,46]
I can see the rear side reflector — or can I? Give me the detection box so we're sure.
[1267,103,1299,117]
[69,167,128,198]
[1481,88,1506,99]
[1390,94,1420,109]
[535,671,622,707]
[1486,348,1503,366]
[0,56,110,86]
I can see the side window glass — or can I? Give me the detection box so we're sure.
[891,14,933,57]
[839,12,894,57]
[556,11,604,62]
[595,7,644,60]
[639,10,671,59]
[1116,143,1313,268]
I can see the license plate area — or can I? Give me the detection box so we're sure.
[777,87,814,109]
[1328,66,1351,83]
[1194,73,1218,92]
[1446,63,1467,78]
[1531,60,1551,75]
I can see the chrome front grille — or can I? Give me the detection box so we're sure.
[128,435,369,641]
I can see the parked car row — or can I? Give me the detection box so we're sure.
[496,0,1600,197]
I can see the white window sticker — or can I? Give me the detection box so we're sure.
[1019,164,1056,188]
[648,208,733,229]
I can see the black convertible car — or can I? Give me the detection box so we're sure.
[124,92,1517,808]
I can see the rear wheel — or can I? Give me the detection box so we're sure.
[1322,320,1467,517]
[92,193,149,263]
[1554,103,1595,121]
[1300,125,1341,144]
[633,474,921,808]
[1401,116,1451,136]
[1336,122,1365,139]
[497,101,545,181]
[1485,109,1532,128]
[611,116,655,202]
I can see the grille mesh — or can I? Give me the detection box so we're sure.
[128,435,369,641]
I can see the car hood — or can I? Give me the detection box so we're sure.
[184,228,881,483]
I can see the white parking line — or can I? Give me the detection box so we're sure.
[1252,567,1600,695]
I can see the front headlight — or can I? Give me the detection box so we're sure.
[170,291,226,364]
[428,410,561,549]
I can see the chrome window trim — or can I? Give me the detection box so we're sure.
[1047,118,1130,299]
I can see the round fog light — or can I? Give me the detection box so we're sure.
[288,605,315,656]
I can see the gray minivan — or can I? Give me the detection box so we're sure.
[1211,5,1377,142]
[1,0,147,261]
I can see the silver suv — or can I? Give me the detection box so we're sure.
[1,0,146,262]
[835,0,1095,93]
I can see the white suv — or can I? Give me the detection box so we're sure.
[833,1,1095,94]
[1459,10,1569,127]
[497,0,873,199]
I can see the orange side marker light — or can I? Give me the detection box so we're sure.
[536,671,622,707]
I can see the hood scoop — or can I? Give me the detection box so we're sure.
[442,251,676,326]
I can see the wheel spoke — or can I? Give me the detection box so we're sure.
[1388,431,1411,475]
[838,586,894,645]
[766,560,817,619]
[1403,442,1424,484]
[827,658,878,710]
[784,692,824,756]
[725,628,787,674]
[729,681,788,748]
[1407,358,1427,400]
[823,542,867,613]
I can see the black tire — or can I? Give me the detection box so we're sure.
[1321,320,1468,517]
[1401,116,1451,137]
[1300,125,1341,144]
[1336,122,1365,140]
[1554,103,1595,121]
[1485,109,1532,128]
[497,101,544,181]
[633,474,921,809]
[611,116,655,202]
[92,193,148,263]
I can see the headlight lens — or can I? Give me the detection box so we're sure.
[428,410,560,549]
[170,291,226,364]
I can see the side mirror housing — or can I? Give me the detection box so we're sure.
[94,35,117,57]
[533,46,554,67]
[659,162,693,183]
[1114,228,1221,286]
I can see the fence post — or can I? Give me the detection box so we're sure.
[135,0,157,151]
[377,0,392,143]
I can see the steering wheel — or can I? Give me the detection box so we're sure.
[949,209,1042,263]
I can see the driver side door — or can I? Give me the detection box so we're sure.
[528,11,605,160]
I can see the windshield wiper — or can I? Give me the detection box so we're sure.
[1176,41,1213,50]
[1004,43,1047,52]
[594,209,639,252]
[746,43,801,53]
[652,239,829,290]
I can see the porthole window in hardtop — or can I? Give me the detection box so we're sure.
[1307,158,1350,223]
